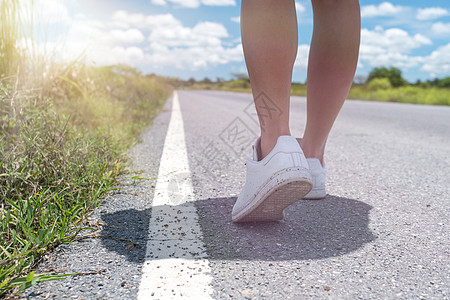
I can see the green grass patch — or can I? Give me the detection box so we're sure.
[1,1,172,296]
[0,66,171,296]
[348,85,450,105]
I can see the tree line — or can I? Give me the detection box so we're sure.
[365,67,450,88]
[166,67,449,89]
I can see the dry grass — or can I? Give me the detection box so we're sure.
[0,1,172,296]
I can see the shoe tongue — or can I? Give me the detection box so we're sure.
[252,137,262,161]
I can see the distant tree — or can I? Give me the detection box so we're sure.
[216,77,225,87]
[367,67,406,87]
[231,73,250,81]
[354,75,367,85]
[420,81,431,88]
[367,78,392,91]
[187,77,196,86]
[202,77,212,84]
[437,77,450,88]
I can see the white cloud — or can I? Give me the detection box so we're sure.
[421,43,450,77]
[361,27,431,53]
[142,15,242,70]
[431,22,450,36]
[416,7,449,20]
[20,0,71,25]
[151,0,167,5]
[93,46,145,65]
[145,43,242,70]
[111,11,181,29]
[193,22,229,38]
[295,2,306,13]
[361,2,403,18]
[144,14,182,29]
[230,16,240,23]
[148,21,228,48]
[294,44,310,70]
[108,29,145,44]
[201,0,236,6]
[359,27,431,69]
[55,9,243,70]
[31,9,146,66]
[111,10,145,28]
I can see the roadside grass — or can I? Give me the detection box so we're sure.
[186,81,450,106]
[348,85,450,106]
[0,67,171,296]
[1,2,171,295]
[0,65,171,296]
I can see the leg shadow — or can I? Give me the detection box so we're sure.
[196,195,376,260]
[98,196,375,262]
[99,208,151,263]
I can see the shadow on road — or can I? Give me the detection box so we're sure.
[196,195,376,260]
[99,195,375,263]
[99,208,151,263]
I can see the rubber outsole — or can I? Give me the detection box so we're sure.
[232,168,313,223]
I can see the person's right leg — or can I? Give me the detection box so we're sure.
[241,0,298,159]
[299,0,361,164]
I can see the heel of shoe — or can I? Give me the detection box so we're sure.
[232,167,313,222]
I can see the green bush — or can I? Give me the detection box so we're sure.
[367,78,392,91]
[223,79,251,89]
[367,66,407,87]
[291,83,307,96]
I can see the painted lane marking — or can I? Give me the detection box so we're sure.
[137,91,213,299]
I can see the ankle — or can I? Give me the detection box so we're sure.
[298,138,324,165]
[260,130,291,159]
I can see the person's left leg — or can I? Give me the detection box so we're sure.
[300,0,360,199]
[300,0,361,164]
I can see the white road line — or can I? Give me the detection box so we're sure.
[137,92,213,299]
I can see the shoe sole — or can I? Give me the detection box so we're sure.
[232,167,313,223]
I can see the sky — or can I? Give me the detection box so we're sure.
[25,0,450,83]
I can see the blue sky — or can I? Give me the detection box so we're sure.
[32,0,450,82]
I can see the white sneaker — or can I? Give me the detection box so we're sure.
[302,158,326,200]
[232,136,313,222]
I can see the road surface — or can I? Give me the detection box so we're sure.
[25,90,449,299]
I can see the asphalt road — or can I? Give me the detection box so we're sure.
[24,90,449,299]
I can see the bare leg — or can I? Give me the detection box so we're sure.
[241,0,297,159]
[300,0,361,164]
